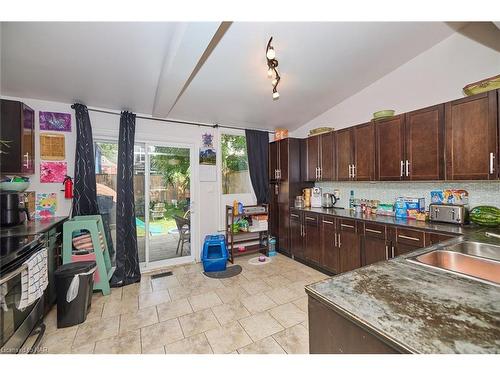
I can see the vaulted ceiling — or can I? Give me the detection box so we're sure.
[1,22,466,130]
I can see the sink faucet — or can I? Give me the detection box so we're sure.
[485,232,500,240]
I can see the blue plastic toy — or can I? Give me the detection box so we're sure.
[201,234,228,272]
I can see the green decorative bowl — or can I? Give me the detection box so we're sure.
[0,181,30,192]
[373,110,395,120]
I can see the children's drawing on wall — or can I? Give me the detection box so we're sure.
[36,193,57,219]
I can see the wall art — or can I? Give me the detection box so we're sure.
[39,111,71,132]
[35,193,57,219]
[199,132,216,165]
[40,133,65,160]
[40,161,67,183]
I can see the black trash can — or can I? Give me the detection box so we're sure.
[54,261,96,328]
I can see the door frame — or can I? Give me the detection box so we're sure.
[140,140,197,271]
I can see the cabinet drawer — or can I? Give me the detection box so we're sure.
[339,218,356,232]
[428,232,456,245]
[320,216,335,226]
[395,228,425,247]
[290,211,301,221]
[363,222,386,239]
[304,213,319,226]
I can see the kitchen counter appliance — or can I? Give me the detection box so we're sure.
[311,187,322,208]
[322,193,338,208]
[0,192,30,227]
[429,203,468,224]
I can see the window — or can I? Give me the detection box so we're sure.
[221,134,251,195]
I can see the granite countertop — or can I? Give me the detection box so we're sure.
[306,229,500,353]
[293,206,480,235]
[0,216,68,237]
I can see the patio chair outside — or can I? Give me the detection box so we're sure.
[173,215,190,256]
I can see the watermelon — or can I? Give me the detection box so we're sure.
[470,206,500,227]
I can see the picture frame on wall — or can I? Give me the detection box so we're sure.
[39,111,71,132]
[40,133,65,160]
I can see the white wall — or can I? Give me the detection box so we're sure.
[1,95,223,262]
[291,27,500,137]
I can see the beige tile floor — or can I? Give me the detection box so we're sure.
[31,253,327,354]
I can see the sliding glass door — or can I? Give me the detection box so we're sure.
[95,139,194,270]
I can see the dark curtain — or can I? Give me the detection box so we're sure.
[71,103,115,266]
[245,129,270,204]
[71,103,99,216]
[110,111,141,286]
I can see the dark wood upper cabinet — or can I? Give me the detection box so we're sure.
[269,141,279,181]
[320,132,335,181]
[306,135,320,181]
[1,100,35,175]
[405,104,445,180]
[305,132,335,182]
[353,122,375,181]
[336,128,354,181]
[445,91,498,180]
[279,139,289,181]
[375,115,405,181]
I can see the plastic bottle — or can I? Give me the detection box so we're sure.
[349,190,355,210]
[233,200,239,215]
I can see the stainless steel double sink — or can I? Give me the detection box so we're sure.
[407,235,500,286]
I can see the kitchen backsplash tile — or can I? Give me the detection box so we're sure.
[316,181,500,209]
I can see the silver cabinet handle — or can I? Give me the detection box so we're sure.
[400,160,404,177]
[322,220,334,224]
[319,167,322,180]
[365,228,382,234]
[490,153,495,174]
[385,244,389,260]
[398,234,420,241]
[338,233,341,247]
[348,164,352,178]
[341,223,354,229]
[352,164,356,178]
[405,160,410,177]
[291,213,299,218]
[334,231,337,247]
[391,245,395,258]
[278,169,281,179]
[305,217,316,221]
[275,184,279,195]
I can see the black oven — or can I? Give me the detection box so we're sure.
[1,235,46,354]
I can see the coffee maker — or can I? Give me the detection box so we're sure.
[0,192,30,226]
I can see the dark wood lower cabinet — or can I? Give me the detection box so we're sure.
[362,236,389,266]
[308,295,401,354]
[304,214,321,264]
[338,219,361,273]
[290,211,305,260]
[320,216,339,273]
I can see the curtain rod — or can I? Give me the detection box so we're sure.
[87,107,275,134]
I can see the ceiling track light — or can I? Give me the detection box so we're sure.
[266,37,280,100]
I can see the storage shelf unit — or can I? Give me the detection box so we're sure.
[225,204,269,263]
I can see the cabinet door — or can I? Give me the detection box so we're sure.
[304,214,321,264]
[428,232,456,245]
[306,135,320,181]
[393,242,421,257]
[279,139,289,181]
[278,203,290,254]
[269,141,279,181]
[1,100,22,174]
[375,116,405,181]
[362,237,388,266]
[336,128,354,181]
[21,104,35,174]
[321,216,339,273]
[353,122,375,181]
[445,91,498,180]
[320,132,335,181]
[268,184,279,240]
[338,219,361,273]
[290,212,304,260]
[405,104,444,180]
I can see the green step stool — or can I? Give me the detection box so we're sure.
[62,215,113,296]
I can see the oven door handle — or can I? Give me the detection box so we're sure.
[0,264,28,285]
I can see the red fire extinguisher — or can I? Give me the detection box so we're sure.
[63,175,73,199]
